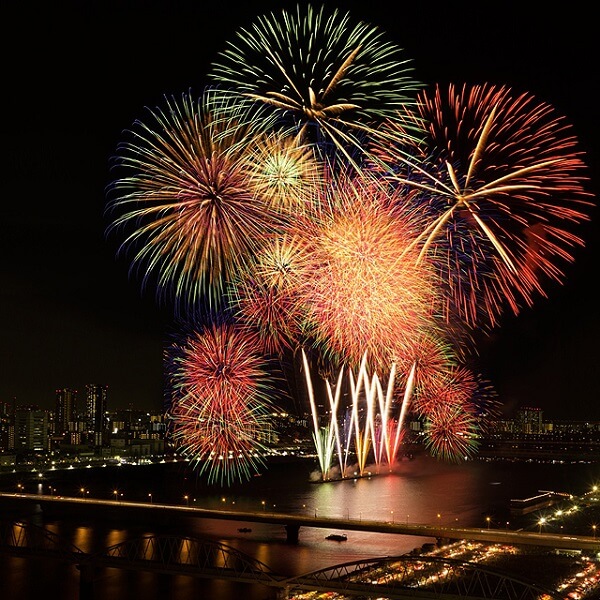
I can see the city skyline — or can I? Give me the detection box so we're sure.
[2,1,599,420]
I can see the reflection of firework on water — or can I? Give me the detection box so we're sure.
[209,3,422,167]
[105,89,282,311]
[423,402,480,463]
[166,322,277,485]
[294,172,440,372]
[372,83,594,329]
[231,235,310,356]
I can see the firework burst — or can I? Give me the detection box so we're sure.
[293,171,441,372]
[231,235,310,356]
[423,402,480,463]
[105,88,282,312]
[166,322,277,485]
[371,83,594,328]
[242,132,323,215]
[209,3,423,169]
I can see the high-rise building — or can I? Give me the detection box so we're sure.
[0,401,12,451]
[86,384,109,447]
[516,406,543,434]
[55,388,77,435]
[14,406,48,451]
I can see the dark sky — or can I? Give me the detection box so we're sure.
[2,1,598,418]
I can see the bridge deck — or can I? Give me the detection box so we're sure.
[1,491,598,552]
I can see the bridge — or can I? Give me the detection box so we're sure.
[1,491,599,552]
[0,520,564,599]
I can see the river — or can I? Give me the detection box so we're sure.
[1,453,599,599]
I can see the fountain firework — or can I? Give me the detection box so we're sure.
[303,350,417,481]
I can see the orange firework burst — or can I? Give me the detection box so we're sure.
[371,82,594,329]
[293,171,441,372]
[165,322,278,485]
[105,89,283,311]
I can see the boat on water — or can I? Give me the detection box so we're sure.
[325,533,347,542]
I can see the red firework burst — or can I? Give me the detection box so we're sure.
[423,401,480,463]
[166,322,277,485]
[371,82,594,329]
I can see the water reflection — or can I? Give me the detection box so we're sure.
[2,455,599,599]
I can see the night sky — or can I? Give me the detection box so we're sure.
[2,1,598,419]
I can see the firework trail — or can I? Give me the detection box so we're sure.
[303,350,415,479]
[208,3,423,169]
[166,322,277,485]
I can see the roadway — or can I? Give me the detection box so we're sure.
[1,491,599,552]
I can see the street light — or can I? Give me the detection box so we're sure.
[184,495,189,507]
[538,517,546,533]
[113,489,118,502]
[486,516,491,529]
[391,510,394,523]
[261,500,266,511]
[593,525,597,540]
[148,493,153,504]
